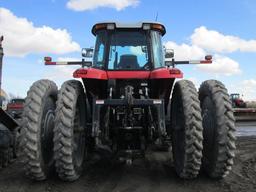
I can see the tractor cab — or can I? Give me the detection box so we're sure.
[230,93,241,100]
[84,22,166,71]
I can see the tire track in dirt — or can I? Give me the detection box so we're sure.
[0,137,255,192]
[222,136,256,192]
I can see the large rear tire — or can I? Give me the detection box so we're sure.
[170,80,203,179]
[54,80,87,181]
[199,80,236,179]
[22,79,57,180]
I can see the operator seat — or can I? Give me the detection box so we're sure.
[117,54,140,69]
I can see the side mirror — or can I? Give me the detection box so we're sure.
[165,49,174,58]
[82,48,93,58]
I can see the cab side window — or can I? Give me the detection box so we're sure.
[151,31,164,68]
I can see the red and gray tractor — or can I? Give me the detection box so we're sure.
[21,22,236,181]
[230,93,246,108]
[6,98,25,119]
[0,36,20,169]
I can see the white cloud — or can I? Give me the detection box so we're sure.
[240,79,256,101]
[57,57,81,61]
[0,7,80,57]
[67,0,139,11]
[164,41,206,60]
[44,65,79,87]
[191,26,256,53]
[196,54,241,76]
[164,39,242,76]
[44,66,84,91]
[45,66,76,79]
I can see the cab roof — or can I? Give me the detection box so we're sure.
[92,22,166,36]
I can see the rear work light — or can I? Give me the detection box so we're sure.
[169,68,181,74]
[151,24,164,31]
[143,23,166,35]
[142,24,151,30]
[94,23,115,32]
[94,24,106,30]
[107,23,115,30]
[75,69,87,75]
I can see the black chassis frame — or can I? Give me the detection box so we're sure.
[91,98,166,145]
[0,109,19,149]
[0,108,19,131]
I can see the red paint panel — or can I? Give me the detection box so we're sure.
[45,61,56,65]
[150,68,183,79]
[200,60,212,64]
[107,71,150,79]
[73,68,108,80]
[7,103,23,110]
[73,68,183,80]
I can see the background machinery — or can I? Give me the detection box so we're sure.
[6,98,25,119]
[230,93,256,121]
[0,36,20,169]
[230,93,246,108]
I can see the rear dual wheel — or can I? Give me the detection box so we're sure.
[199,80,236,179]
[54,80,87,181]
[22,80,58,180]
[171,80,203,179]
[22,79,87,181]
[170,79,236,180]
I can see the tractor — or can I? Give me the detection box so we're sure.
[21,22,236,181]
[0,36,20,169]
[6,98,25,119]
[230,93,246,108]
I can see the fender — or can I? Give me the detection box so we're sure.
[73,68,108,80]
[150,68,183,79]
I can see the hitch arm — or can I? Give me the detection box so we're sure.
[44,57,92,67]
[166,55,213,67]
[174,60,212,65]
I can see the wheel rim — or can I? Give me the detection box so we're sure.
[172,90,185,173]
[41,98,55,167]
[202,96,215,166]
[72,97,85,169]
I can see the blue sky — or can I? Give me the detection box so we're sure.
[0,0,256,100]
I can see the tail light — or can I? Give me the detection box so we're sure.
[169,68,181,74]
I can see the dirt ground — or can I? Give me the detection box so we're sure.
[0,136,256,192]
